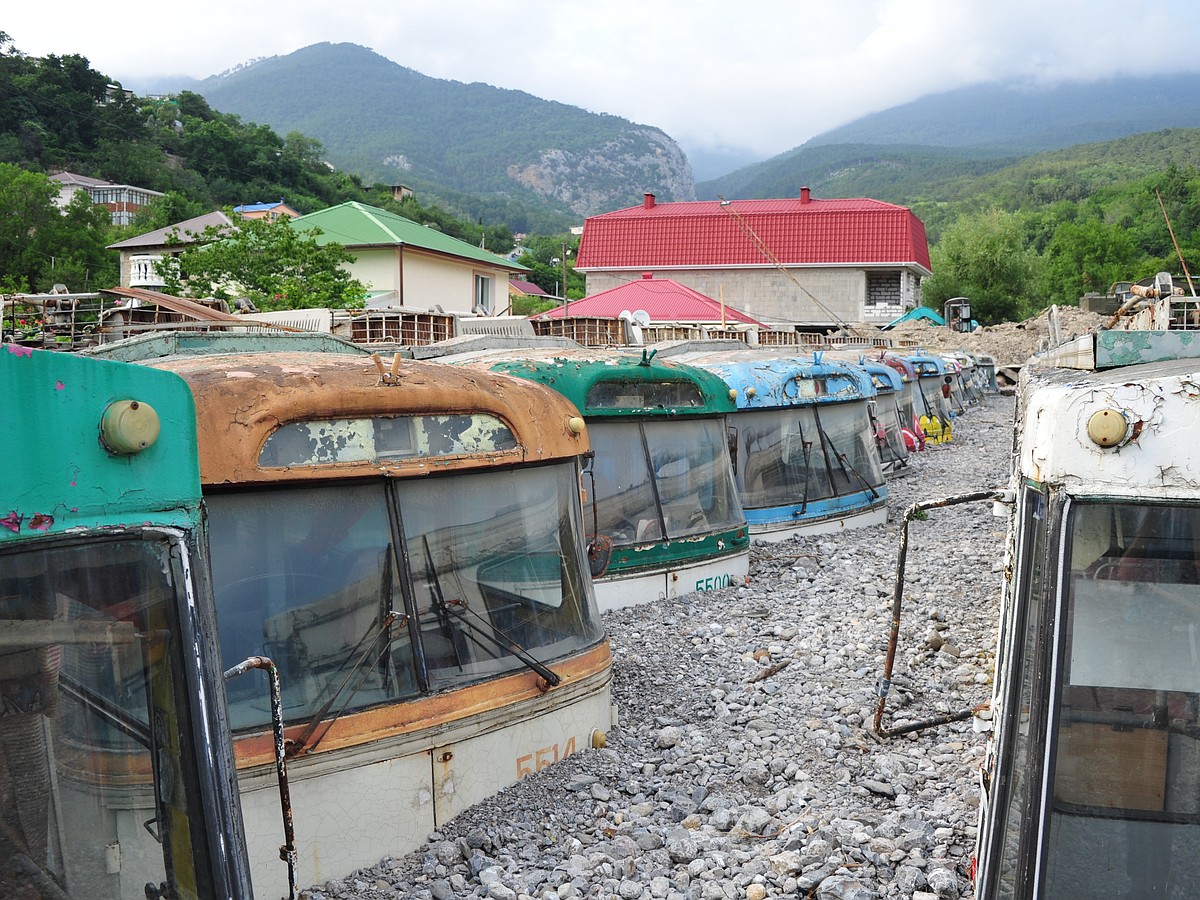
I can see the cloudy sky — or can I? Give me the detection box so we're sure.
[7,0,1200,167]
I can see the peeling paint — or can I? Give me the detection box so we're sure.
[1022,358,1200,494]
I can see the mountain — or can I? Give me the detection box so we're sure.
[698,74,1200,202]
[190,42,694,231]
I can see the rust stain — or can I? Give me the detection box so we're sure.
[232,642,612,768]
[147,352,588,486]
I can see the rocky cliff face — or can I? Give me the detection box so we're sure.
[508,127,695,216]
[196,42,698,227]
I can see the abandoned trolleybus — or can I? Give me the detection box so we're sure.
[0,346,264,899]
[975,292,1200,898]
[112,341,614,898]
[421,343,750,611]
[653,344,888,541]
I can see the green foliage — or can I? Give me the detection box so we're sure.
[922,210,1040,324]
[130,191,210,232]
[510,294,558,316]
[0,163,60,283]
[159,214,366,310]
[196,43,682,230]
[0,36,530,297]
[8,31,1200,324]
[515,235,582,298]
[1038,218,1142,307]
[0,162,118,291]
[43,189,120,291]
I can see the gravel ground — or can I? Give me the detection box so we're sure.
[305,393,1017,900]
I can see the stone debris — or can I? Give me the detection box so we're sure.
[302,394,1017,900]
[836,305,1108,368]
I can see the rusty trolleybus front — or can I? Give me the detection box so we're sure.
[139,345,612,899]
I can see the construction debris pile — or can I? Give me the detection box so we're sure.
[841,305,1109,367]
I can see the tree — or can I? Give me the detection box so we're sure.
[130,191,209,233]
[159,214,366,310]
[0,163,61,289]
[1039,218,1141,306]
[516,234,581,298]
[922,209,1041,324]
[37,189,119,291]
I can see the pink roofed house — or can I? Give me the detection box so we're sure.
[575,187,931,326]
[531,272,765,326]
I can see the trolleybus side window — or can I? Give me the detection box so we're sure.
[1041,501,1200,897]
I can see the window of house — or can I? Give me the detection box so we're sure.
[474,274,493,314]
[865,271,902,307]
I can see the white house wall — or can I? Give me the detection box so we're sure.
[583,267,866,324]
[347,248,403,294]
[402,252,470,311]
[403,251,509,314]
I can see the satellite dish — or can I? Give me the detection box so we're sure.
[618,309,633,321]
[632,310,651,327]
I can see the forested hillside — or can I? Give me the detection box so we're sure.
[696,127,1200,326]
[914,139,1200,324]
[0,34,519,293]
[698,73,1200,209]
[807,75,1200,153]
[195,42,694,232]
[3,29,1200,326]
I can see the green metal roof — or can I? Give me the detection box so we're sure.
[486,352,738,418]
[290,201,528,271]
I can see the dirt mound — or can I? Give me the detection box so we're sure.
[841,306,1108,365]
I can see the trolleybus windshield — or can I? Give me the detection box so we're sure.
[586,418,742,548]
[208,462,603,730]
[733,404,884,511]
[0,533,218,899]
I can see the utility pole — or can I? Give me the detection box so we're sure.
[561,241,570,317]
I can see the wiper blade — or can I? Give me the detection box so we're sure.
[439,597,561,687]
[287,610,399,757]
[817,420,880,500]
[288,550,400,758]
[423,535,561,687]
[58,671,152,748]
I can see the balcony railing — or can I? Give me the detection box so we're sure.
[129,254,173,288]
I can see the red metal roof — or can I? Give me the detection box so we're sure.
[532,274,765,324]
[576,193,931,273]
[509,279,550,296]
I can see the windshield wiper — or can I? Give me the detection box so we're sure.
[422,535,561,687]
[59,671,152,748]
[637,424,668,542]
[288,551,400,758]
[817,420,881,500]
